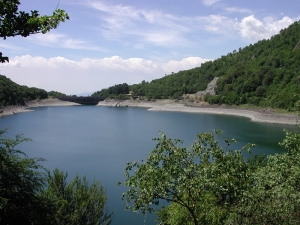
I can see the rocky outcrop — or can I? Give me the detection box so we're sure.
[195,77,219,96]
[293,39,300,51]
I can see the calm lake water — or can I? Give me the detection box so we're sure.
[0,105,294,225]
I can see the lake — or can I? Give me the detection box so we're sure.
[0,105,294,225]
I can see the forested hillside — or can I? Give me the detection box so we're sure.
[93,21,300,111]
[207,20,300,110]
[48,90,67,98]
[0,75,48,106]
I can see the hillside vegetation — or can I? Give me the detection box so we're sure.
[0,75,70,107]
[93,21,300,111]
[0,75,48,106]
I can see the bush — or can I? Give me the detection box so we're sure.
[0,129,113,225]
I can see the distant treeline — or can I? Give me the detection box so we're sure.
[92,21,300,111]
[92,83,129,99]
[48,91,67,98]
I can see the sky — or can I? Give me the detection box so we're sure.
[1,0,300,95]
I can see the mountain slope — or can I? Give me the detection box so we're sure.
[93,21,300,111]
[208,21,300,110]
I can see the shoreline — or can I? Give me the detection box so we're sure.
[97,99,299,126]
[0,98,80,117]
[0,98,298,125]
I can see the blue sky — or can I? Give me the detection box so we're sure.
[1,0,300,95]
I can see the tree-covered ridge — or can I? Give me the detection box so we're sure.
[208,20,300,110]
[0,75,48,106]
[92,67,214,99]
[92,83,129,98]
[93,21,300,110]
[47,90,67,98]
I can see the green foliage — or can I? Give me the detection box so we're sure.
[232,127,300,224]
[0,129,51,225]
[0,75,48,106]
[122,127,300,225]
[121,130,263,225]
[92,83,129,98]
[95,68,214,100]
[95,21,300,110]
[0,0,69,62]
[205,21,300,110]
[0,52,8,63]
[128,70,213,99]
[0,129,113,224]
[47,90,67,98]
[43,169,113,225]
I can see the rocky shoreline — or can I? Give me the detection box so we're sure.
[0,98,298,125]
[0,98,80,117]
[97,99,299,125]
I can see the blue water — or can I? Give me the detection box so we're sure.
[0,105,294,225]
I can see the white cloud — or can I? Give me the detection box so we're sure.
[76,56,158,71]
[134,43,145,50]
[88,1,136,18]
[239,15,294,40]
[198,14,296,40]
[0,55,158,71]
[0,43,26,51]
[204,15,238,33]
[85,1,192,46]
[143,31,188,46]
[0,55,209,94]
[0,56,167,93]
[225,7,252,14]
[32,33,65,44]
[82,0,299,49]
[162,57,210,74]
[202,0,221,6]
[27,32,103,51]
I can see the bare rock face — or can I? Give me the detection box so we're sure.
[195,77,219,96]
[293,39,300,51]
